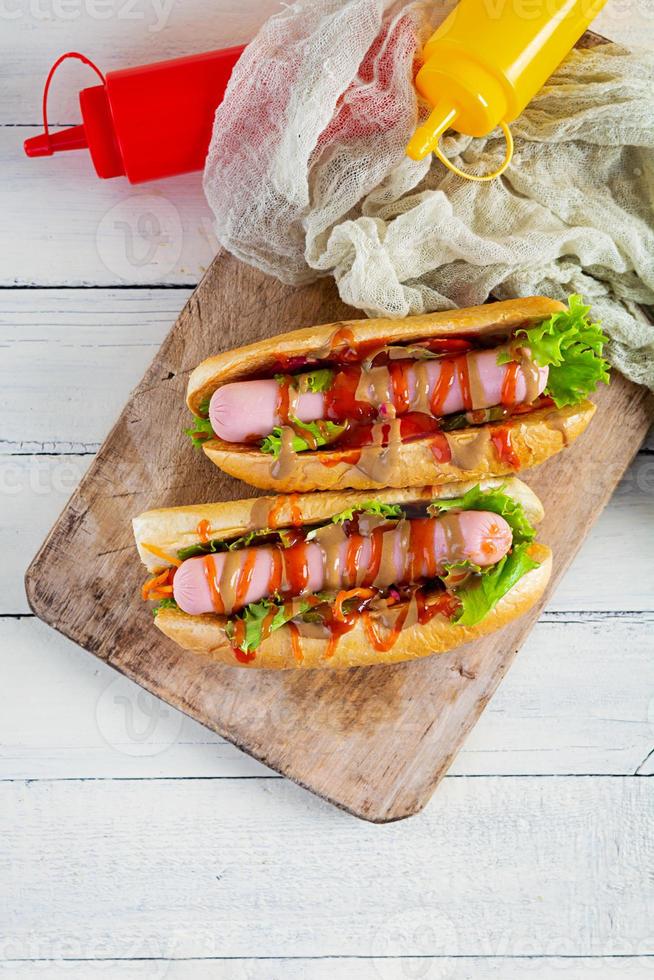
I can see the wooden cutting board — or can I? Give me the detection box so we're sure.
[26,250,653,822]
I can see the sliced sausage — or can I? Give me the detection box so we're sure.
[172,511,513,616]
[208,349,548,443]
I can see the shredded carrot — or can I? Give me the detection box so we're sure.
[333,588,375,623]
[141,569,173,601]
[140,542,182,568]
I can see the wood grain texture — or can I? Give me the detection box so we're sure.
[11,450,654,617]
[24,251,654,822]
[0,288,190,453]
[5,960,654,980]
[2,286,651,453]
[2,777,652,958]
[3,614,653,781]
[4,4,652,973]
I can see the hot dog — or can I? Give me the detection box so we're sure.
[208,349,549,443]
[173,510,514,616]
[134,478,551,670]
[186,295,609,493]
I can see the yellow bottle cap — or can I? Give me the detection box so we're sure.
[407,100,514,182]
[406,98,458,161]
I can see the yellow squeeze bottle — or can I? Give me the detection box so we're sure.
[407,0,608,179]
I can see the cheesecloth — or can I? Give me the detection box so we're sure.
[204,0,654,388]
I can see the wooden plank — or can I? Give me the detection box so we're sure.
[4,959,654,979]
[0,128,212,286]
[2,455,92,614]
[2,614,652,780]
[1,286,650,452]
[0,617,267,780]
[0,0,640,123]
[1,777,651,958]
[5,452,654,615]
[0,0,280,123]
[0,289,188,452]
[24,253,654,821]
[546,451,654,613]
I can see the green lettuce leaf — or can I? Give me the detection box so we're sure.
[428,484,536,545]
[497,294,610,408]
[453,543,540,627]
[185,415,214,449]
[177,526,296,562]
[439,405,510,431]
[274,368,334,393]
[225,596,326,654]
[153,597,178,617]
[299,368,334,393]
[429,485,540,625]
[329,500,404,525]
[260,419,347,456]
[440,559,481,589]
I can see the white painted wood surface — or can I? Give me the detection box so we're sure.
[2,614,653,781]
[1,2,652,975]
[3,778,652,958]
[5,963,654,980]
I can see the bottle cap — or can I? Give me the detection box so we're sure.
[23,53,106,162]
[406,100,514,181]
[406,98,458,161]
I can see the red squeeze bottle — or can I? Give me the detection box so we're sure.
[24,47,245,184]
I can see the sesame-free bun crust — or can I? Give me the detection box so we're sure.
[133,477,544,573]
[185,296,595,491]
[153,543,551,670]
[133,478,550,670]
[187,296,565,414]
[202,400,595,493]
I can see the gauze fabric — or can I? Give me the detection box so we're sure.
[204,0,654,388]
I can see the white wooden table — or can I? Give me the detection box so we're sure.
[2,3,652,977]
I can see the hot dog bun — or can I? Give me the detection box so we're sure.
[187,296,565,414]
[187,297,595,491]
[134,478,551,669]
[203,400,594,493]
[133,477,543,572]
[153,543,550,669]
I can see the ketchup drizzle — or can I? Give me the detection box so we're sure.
[276,376,291,424]
[196,519,211,544]
[389,360,411,415]
[429,358,455,416]
[287,621,304,664]
[491,424,521,470]
[362,605,411,653]
[267,496,286,529]
[267,548,283,595]
[500,361,520,406]
[203,555,224,614]
[234,551,257,609]
[232,620,256,663]
[430,433,452,463]
[282,542,311,596]
[416,589,460,624]
[455,353,473,412]
[408,519,437,581]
